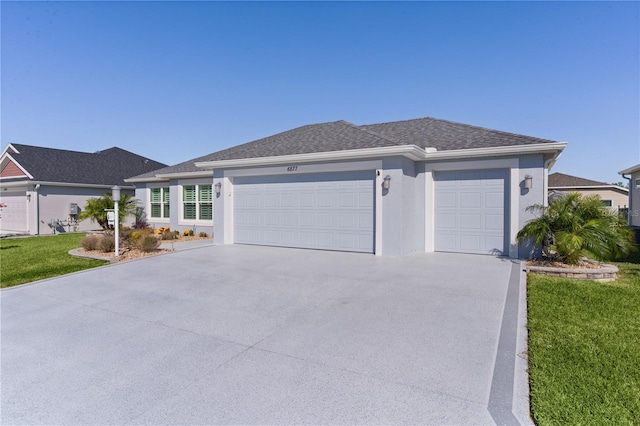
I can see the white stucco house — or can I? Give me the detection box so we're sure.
[0,144,166,235]
[127,117,567,257]
[619,164,640,227]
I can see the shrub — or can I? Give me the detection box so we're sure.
[139,235,160,252]
[120,227,133,242]
[161,230,178,240]
[198,232,208,238]
[99,235,116,253]
[130,231,142,243]
[81,235,100,251]
[517,192,635,264]
[183,229,194,236]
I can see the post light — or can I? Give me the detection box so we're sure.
[383,175,392,190]
[112,186,121,256]
[523,175,533,190]
[214,181,222,195]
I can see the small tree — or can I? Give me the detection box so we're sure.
[517,192,635,264]
[78,193,139,229]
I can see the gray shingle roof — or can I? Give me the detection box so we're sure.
[361,117,556,150]
[128,117,561,181]
[548,172,612,188]
[7,144,167,186]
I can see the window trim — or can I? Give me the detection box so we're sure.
[178,180,213,225]
[148,185,170,222]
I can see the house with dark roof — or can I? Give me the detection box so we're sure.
[126,117,567,257]
[548,172,628,211]
[619,164,640,227]
[0,144,166,235]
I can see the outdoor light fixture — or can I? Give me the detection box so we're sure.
[383,175,392,190]
[111,185,121,256]
[523,175,533,189]
[215,182,222,195]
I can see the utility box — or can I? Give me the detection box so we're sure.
[107,211,115,227]
[69,203,79,215]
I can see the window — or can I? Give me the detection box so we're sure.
[150,187,170,218]
[601,200,613,207]
[183,184,212,221]
[636,179,640,189]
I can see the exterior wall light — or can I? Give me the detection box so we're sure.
[214,182,222,195]
[523,175,533,189]
[383,175,392,190]
[111,185,121,256]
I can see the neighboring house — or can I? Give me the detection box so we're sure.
[0,144,166,235]
[619,164,640,227]
[548,172,629,211]
[128,117,566,258]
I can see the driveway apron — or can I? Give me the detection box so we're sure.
[1,244,529,425]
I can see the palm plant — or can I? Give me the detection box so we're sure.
[78,193,139,229]
[517,192,635,264]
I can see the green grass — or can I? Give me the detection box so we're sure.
[0,233,107,288]
[527,253,640,425]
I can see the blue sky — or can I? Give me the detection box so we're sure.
[2,1,638,185]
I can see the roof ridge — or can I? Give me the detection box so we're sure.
[337,120,404,145]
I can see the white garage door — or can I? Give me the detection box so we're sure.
[434,170,508,255]
[0,191,28,233]
[234,171,375,253]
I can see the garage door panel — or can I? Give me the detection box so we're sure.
[234,171,374,253]
[0,192,28,232]
[434,170,508,255]
[460,214,481,230]
[460,192,481,208]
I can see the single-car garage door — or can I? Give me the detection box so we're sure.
[0,191,28,233]
[434,169,508,255]
[234,171,375,253]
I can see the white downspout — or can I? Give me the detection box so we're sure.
[621,173,632,226]
[34,184,41,235]
[543,153,562,207]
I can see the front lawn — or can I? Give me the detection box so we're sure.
[0,233,107,288]
[527,254,640,424]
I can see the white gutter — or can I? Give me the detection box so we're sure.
[422,142,568,161]
[124,176,168,183]
[125,170,213,183]
[0,180,135,190]
[619,165,640,175]
[156,170,212,179]
[195,145,427,169]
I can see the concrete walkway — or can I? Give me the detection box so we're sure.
[1,245,531,425]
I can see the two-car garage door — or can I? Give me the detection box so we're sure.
[434,170,508,255]
[233,171,375,253]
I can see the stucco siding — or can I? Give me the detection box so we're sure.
[630,171,640,227]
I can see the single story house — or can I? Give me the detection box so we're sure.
[0,144,166,235]
[548,172,628,211]
[127,117,566,258]
[619,164,640,227]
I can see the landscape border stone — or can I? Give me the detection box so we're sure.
[526,261,618,281]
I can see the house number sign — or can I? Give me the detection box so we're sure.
[287,166,298,172]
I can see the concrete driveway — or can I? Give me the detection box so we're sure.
[1,244,531,425]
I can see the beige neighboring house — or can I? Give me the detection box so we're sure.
[619,164,640,227]
[548,172,628,212]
